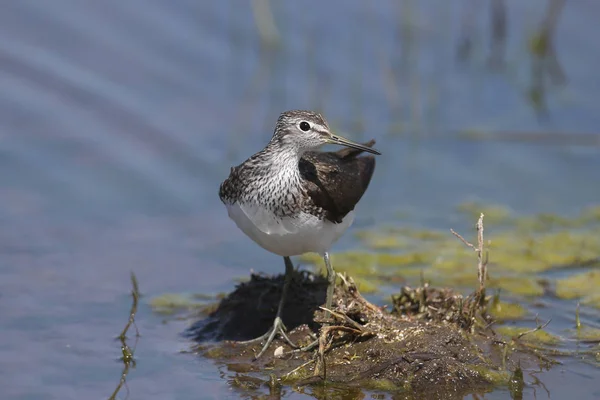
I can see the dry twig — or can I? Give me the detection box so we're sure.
[516,316,552,340]
[451,213,488,296]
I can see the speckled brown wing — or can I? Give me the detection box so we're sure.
[299,139,377,224]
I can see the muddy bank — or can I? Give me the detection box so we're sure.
[188,269,549,398]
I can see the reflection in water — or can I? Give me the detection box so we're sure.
[527,0,567,116]
[458,0,568,118]
[108,273,140,400]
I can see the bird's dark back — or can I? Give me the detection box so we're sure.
[299,140,377,224]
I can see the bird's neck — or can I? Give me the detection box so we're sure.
[242,141,304,196]
[262,140,304,169]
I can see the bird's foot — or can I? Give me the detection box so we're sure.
[238,316,297,360]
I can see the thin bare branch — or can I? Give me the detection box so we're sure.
[516,317,552,340]
[450,229,475,249]
[451,213,487,294]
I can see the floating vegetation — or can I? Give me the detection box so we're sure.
[556,270,600,309]
[488,300,528,321]
[574,327,600,343]
[496,326,560,346]
[299,205,600,303]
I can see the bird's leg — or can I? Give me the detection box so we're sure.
[323,251,335,315]
[238,256,297,360]
[291,251,335,354]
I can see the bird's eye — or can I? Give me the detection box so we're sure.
[299,121,311,132]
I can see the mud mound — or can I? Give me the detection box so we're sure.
[190,271,543,397]
[187,270,328,341]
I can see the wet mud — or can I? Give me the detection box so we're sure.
[188,270,550,398]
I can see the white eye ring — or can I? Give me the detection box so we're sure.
[299,121,311,132]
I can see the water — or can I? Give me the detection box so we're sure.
[0,1,598,399]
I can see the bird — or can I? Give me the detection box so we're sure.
[219,110,380,359]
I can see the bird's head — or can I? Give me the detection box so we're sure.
[271,110,381,155]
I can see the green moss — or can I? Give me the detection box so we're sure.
[349,276,379,294]
[489,276,544,297]
[359,234,409,250]
[149,293,205,315]
[515,213,583,231]
[489,301,527,320]
[487,230,600,273]
[492,254,550,274]
[496,327,560,345]
[556,271,600,300]
[575,327,600,341]
[376,252,432,267]
[467,365,511,385]
[300,250,431,276]
[355,226,449,252]
[305,206,600,303]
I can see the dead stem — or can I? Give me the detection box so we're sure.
[314,325,363,379]
[516,316,552,340]
[108,273,141,400]
[319,306,366,332]
[451,213,488,298]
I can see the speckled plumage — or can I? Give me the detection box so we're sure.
[218,110,379,359]
[219,111,376,225]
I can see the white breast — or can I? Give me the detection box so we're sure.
[225,202,355,256]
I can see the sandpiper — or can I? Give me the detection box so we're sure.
[219,110,380,359]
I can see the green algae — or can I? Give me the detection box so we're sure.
[486,230,600,273]
[355,226,448,252]
[574,327,600,342]
[489,276,545,297]
[489,301,527,320]
[300,205,600,300]
[390,226,448,241]
[349,276,380,294]
[299,250,431,282]
[515,213,581,231]
[466,365,511,385]
[355,233,409,250]
[312,205,600,303]
[496,326,560,345]
[556,271,600,308]
[149,293,213,315]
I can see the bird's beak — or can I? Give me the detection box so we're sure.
[326,133,381,155]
